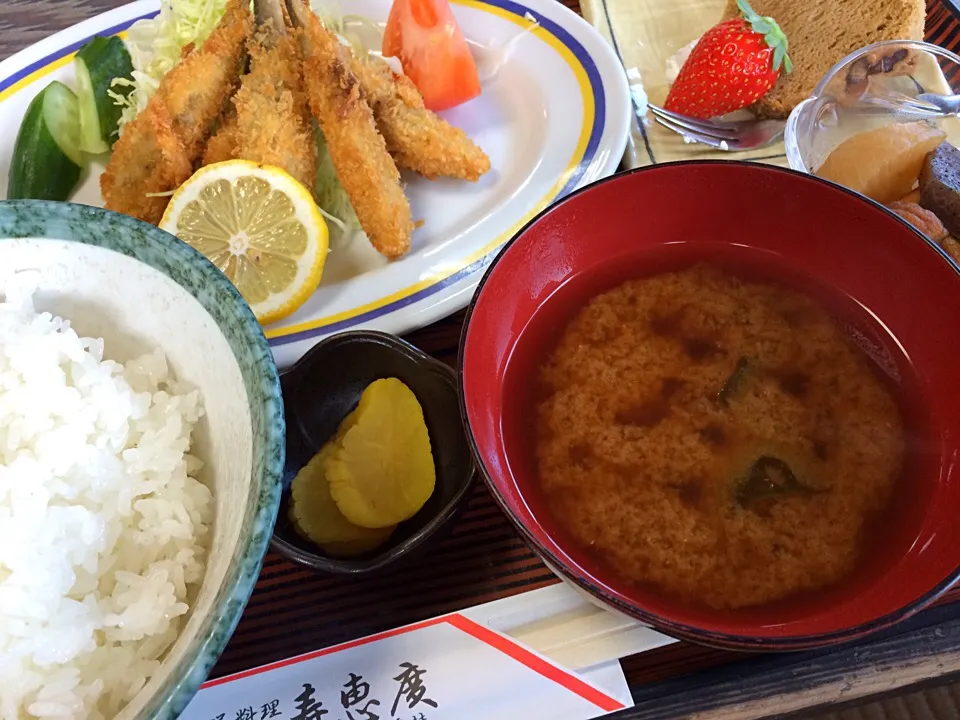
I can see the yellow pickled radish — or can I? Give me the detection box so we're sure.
[326,378,436,529]
[289,440,395,557]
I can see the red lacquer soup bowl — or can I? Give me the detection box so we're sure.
[458,161,960,650]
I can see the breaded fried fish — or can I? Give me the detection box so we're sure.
[203,0,316,191]
[285,0,413,259]
[101,0,251,224]
[100,102,194,225]
[353,55,490,182]
[161,0,252,159]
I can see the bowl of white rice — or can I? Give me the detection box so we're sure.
[0,201,285,720]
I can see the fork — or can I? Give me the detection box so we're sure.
[648,104,786,151]
[858,90,960,117]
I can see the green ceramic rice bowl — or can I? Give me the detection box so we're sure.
[0,201,284,719]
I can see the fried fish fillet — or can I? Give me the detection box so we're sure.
[203,10,316,191]
[161,0,252,160]
[285,0,412,259]
[101,0,251,224]
[353,55,490,182]
[100,102,194,224]
[201,115,239,166]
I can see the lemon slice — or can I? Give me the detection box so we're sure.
[160,160,328,325]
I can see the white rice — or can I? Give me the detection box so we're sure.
[0,275,212,720]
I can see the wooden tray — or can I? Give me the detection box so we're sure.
[3,2,960,719]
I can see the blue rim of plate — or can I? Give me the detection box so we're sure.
[0,0,614,348]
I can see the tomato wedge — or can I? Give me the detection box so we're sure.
[383,0,482,112]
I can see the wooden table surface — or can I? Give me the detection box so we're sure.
[3,1,960,718]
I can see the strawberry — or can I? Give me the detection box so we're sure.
[664,0,792,119]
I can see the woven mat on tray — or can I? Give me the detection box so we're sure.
[577,0,792,169]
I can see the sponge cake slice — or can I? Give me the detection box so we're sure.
[721,0,925,118]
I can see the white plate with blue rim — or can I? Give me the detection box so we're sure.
[0,0,630,368]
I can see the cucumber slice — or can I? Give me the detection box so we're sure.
[41,81,83,166]
[7,82,83,201]
[75,36,134,149]
[76,58,109,155]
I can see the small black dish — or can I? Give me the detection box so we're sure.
[270,330,476,574]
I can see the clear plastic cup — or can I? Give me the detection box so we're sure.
[785,40,960,174]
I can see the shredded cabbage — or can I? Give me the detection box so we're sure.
[314,125,360,233]
[310,0,344,30]
[311,0,386,64]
